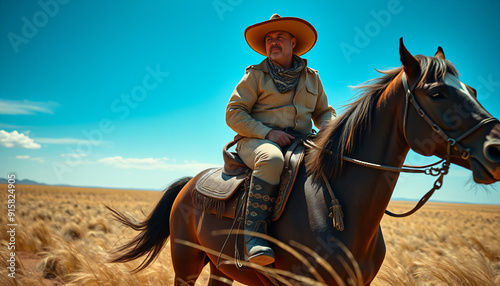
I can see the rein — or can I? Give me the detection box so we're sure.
[341,72,498,218]
[344,151,450,218]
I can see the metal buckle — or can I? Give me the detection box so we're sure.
[461,149,471,160]
[432,124,440,133]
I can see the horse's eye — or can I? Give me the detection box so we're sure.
[429,92,445,100]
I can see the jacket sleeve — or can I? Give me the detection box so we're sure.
[225,68,272,139]
[312,74,336,128]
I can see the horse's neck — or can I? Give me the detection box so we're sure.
[335,82,410,232]
[354,108,409,175]
[361,74,410,168]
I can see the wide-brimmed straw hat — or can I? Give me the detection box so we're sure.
[244,14,317,56]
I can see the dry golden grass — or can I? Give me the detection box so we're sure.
[0,184,498,285]
[374,201,500,286]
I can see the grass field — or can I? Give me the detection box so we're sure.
[0,184,498,285]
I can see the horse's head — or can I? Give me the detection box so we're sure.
[400,38,500,184]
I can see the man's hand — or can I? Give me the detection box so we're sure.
[266,130,295,148]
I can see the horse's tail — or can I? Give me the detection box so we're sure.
[107,176,193,272]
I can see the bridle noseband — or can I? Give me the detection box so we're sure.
[344,72,499,217]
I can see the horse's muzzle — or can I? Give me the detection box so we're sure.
[484,138,500,164]
[483,129,500,180]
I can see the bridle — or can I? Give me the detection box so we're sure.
[343,72,499,217]
[401,73,498,162]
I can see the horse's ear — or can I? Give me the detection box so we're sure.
[399,38,421,81]
[435,47,446,59]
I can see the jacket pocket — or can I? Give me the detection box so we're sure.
[303,81,318,110]
[306,81,318,96]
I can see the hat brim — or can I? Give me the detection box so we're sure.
[244,17,317,56]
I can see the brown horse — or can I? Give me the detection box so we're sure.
[108,39,500,285]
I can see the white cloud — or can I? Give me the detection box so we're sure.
[0,130,41,149]
[61,153,88,158]
[0,99,59,115]
[0,131,109,149]
[15,155,44,163]
[98,156,219,171]
[36,137,103,145]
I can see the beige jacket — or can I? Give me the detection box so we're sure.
[226,59,336,139]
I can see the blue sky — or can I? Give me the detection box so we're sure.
[1,0,499,204]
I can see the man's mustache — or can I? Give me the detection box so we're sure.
[270,45,282,51]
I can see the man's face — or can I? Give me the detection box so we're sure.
[265,31,296,68]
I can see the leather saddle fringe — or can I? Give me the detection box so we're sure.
[192,189,226,219]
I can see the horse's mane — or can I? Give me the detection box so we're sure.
[306,55,458,179]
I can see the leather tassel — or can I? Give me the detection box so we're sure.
[322,171,345,231]
[329,199,344,231]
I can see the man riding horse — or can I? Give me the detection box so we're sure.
[225,14,337,266]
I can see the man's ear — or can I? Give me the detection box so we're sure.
[291,37,297,49]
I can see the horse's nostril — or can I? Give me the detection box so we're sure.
[484,139,500,163]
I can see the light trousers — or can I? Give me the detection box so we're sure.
[236,138,284,186]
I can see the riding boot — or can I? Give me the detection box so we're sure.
[244,176,277,266]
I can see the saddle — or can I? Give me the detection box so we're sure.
[193,138,306,221]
